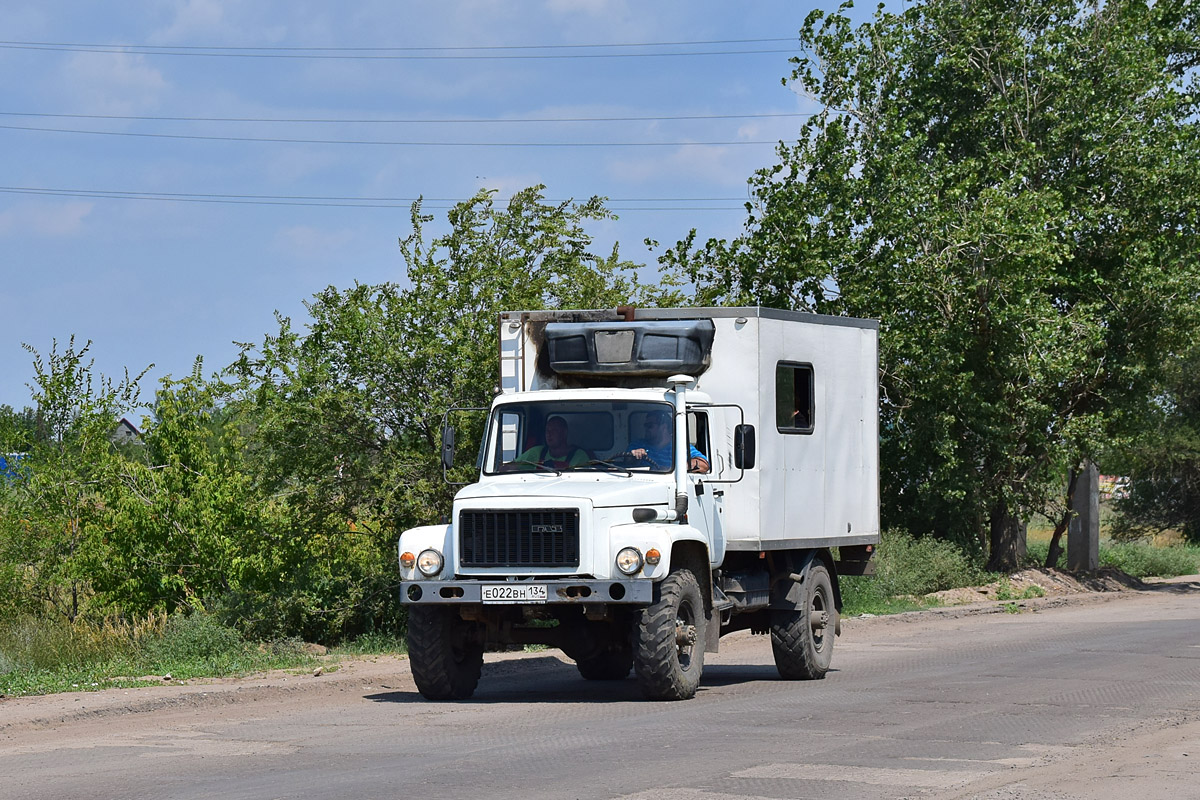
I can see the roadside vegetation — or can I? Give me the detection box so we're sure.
[3,527,1195,696]
[0,612,319,698]
[2,1,1199,695]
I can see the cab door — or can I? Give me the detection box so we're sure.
[687,409,725,565]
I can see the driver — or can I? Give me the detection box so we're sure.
[629,410,709,473]
[513,416,589,470]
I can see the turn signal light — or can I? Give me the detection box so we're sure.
[645,548,661,566]
[400,551,416,569]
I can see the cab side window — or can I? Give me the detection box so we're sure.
[688,411,710,457]
[775,362,814,434]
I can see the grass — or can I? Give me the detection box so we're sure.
[1099,541,1200,578]
[846,527,1197,617]
[329,630,407,656]
[1024,536,1200,578]
[0,612,322,698]
[840,529,990,616]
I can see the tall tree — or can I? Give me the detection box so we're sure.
[0,338,145,619]
[662,0,1200,568]
[1112,348,1200,544]
[229,187,646,623]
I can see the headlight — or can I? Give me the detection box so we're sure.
[416,549,444,577]
[615,547,644,576]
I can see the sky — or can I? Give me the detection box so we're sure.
[0,0,850,412]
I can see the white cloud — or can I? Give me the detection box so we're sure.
[154,0,228,41]
[0,201,94,238]
[61,52,168,115]
[609,144,754,188]
[540,0,641,40]
[272,225,356,260]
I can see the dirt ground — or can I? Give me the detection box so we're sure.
[926,566,1147,605]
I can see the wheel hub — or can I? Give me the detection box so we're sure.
[675,620,697,647]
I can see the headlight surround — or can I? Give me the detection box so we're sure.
[416,548,444,577]
[615,547,644,576]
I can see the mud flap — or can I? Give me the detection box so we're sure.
[704,606,721,653]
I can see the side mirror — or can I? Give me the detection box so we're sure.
[734,424,756,470]
[441,424,456,470]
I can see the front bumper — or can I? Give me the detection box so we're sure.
[400,578,654,605]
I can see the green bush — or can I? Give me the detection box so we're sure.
[141,613,244,667]
[1099,542,1200,579]
[838,530,986,615]
[1025,538,1199,578]
[871,530,987,596]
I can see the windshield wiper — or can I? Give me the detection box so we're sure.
[585,459,633,476]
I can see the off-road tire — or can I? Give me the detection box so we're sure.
[576,646,634,681]
[407,605,484,700]
[770,562,837,680]
[633,568,706,700]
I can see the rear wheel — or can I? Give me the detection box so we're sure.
[407,605,484,700]
[633,568,706,700]
[770,562,837,680]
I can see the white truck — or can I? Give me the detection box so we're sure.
[397,306,879,700]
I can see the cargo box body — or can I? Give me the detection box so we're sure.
[497,306,880,551]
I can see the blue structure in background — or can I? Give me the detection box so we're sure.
[0,452,28,481]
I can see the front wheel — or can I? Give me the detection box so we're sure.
[770,562,837,680]
[407,605,484,700]
[633,568,706,700]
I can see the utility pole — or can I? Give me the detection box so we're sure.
[1068,461,1099,571]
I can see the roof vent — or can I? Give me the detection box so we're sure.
[544,320,715,377]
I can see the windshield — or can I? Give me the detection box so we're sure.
[483,399,677,474]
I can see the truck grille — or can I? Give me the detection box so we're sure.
[459,509,581,568]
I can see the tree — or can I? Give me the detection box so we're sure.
[1111,349,1200,544]
[0,338,146,620]
[662,0,1200,568]
[229,187,648,630]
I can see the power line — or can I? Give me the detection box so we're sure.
[0,186,748,211]
[0,110,811,125]
[0,123,782,147]
[0,40,796,61]
[0,37,795,52]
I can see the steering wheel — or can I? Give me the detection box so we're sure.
[612,451,662,469]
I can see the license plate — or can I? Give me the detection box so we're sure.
[481,584,548,604]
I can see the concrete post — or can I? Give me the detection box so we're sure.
[1068,461,1100,572]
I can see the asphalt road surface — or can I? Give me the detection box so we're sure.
[2,582,1198,800]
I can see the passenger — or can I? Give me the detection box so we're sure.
[513,416,589,470]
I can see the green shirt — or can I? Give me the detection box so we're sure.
[514,444,590,470]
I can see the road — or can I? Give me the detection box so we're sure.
[2,582,1198,800]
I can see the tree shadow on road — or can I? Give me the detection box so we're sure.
[1141,578,1200,594]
